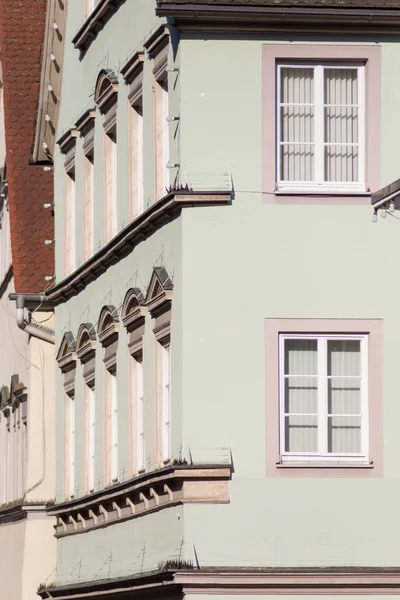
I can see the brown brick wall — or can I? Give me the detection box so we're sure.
[0,0,54,293]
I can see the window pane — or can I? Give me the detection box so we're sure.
[327,415,361,453]
[284,339,318,375]
[328,340,361,376]
[324,68,359,183]
[280,145,314,181]
[281,106,314,144]
[324,144,358,182]
[324,68,358,106]
[284,377,318,414]
[328,377,361,415]
[280,67,314,103]
[285,415,318,452]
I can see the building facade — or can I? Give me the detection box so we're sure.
[36,0,400,599]
[0,1,57,598]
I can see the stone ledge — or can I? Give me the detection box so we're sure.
[46,190,231,305]
[49,464,231,537]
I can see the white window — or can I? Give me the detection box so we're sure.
[154,78,169,200]
[277,63,365,193]
[279,335,368,462]
[85,386,95,492]
[161,344,171,462]
[131,358,145,472]
[129,104,144,218]
[65,171,76,275]
[104,131,117,243]
[67,395,75,498]
[110,374,118,482]
[83,154,94,261]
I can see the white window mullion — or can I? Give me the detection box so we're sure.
[314,65,324,185]
[317,337,327,455]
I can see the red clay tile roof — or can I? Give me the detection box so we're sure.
[0,0,54,293]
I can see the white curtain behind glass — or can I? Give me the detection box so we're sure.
[284,339,318,453]
[327,340,361,454]
[280,68,314,182]
[283,338,362,455]
[279,65,360,184]
[324,69,359,183]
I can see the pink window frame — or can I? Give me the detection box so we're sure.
[265,318,383,477]
[262,44,381,205]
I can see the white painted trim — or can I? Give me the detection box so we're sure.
[278,333,368,462]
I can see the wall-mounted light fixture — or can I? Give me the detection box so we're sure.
[44,239,54,245]
[166,162,180,169]
[166,116,180,122]
[166,66,179,73]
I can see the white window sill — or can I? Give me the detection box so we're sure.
[276,460,373,469]
[275,188,370,197]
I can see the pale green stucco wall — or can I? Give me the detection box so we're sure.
[177,35,400,569]
[54,8,400,586]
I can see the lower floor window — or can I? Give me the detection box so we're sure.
[279,334,368,461]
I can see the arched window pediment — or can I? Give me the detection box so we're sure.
[76,323,96,362]
[121,287,147,332]
[94,69,118,113]
[146,266,173,318]
[56,331,77,372]
[98,305,119,347]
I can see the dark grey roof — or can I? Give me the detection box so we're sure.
[158,0,400,5]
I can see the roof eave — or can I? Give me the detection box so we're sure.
[156,4,400,32]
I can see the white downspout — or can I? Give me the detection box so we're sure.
[15,295,55,345]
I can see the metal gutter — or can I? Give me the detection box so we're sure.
[8,293,55,345]
[155,3,400,32]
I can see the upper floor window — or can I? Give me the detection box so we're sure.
[146,266,173,465]
[76,108,96,262]
[148,31,170,202]
[58,128,78,276]
[277,63,365,194]
[56,331,77,498]
[94,70,118,245]
[122,287,147,475]
[122,53,145,219]
[279,334,368,463]
[77,323,97,494]
[98,305,119,485]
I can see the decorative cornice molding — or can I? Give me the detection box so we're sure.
[57,128,78,154]
[143,25,169,58]
[45,190,231,305]
[121,51,144,83]
[72,0,127,52]
[49,464,231,538]
[75,108,96,135]
[38,566,400,599]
